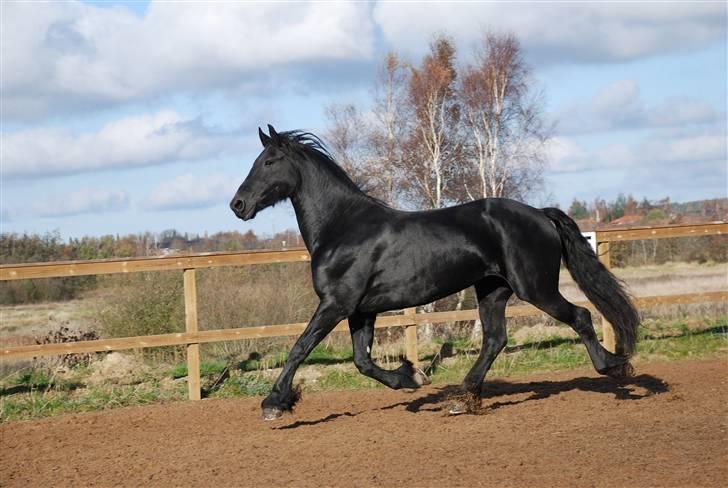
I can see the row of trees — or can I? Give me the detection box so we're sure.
[569,195,674,223]
[1,194,723,304]
[0,229,298,266]
[568,196,727,224]
[0,229,299,304]
[2,194,723,267]
[326,31,550,210]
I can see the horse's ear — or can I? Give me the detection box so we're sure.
[267,124,281,145]
[259,127,272,147]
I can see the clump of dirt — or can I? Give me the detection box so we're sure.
[296,365,325,383]
[258,364,338,384]
[36,326,102,369]
[87,352,148,386]
[512,323,577,345]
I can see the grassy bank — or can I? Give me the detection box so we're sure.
[2,318,725,422]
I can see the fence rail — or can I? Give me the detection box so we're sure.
[3,290,724,361]
[0,248,311,281]
[594,221,726,242]
[1,222,726,400]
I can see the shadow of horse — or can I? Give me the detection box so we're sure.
[396,373,670,413]
[274,411,358,430]
[275,374,669,429]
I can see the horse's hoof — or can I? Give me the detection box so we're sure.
[413,368,431,386]
[446,392,482,415]
[605,361,635,380]
[261,407,283,421]
[448,401,467,416]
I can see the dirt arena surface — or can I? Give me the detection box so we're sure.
[2,358,727,487]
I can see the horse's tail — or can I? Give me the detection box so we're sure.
[542,207,639,356]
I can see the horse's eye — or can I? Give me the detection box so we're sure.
[264,159,276,166]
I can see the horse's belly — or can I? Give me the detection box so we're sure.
[358,249,489,313]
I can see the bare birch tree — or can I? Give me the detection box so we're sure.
[325,54,410,206]
[323,31,551,339]
[323,104,375,191]
[459,32,550,203]
[402,35,462,210]
[369,53,409,206]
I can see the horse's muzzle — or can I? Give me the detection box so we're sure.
[230,198,256,221]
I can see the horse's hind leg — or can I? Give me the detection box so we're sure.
[348,312,430,389]
[451,279,512,415]
[530,293,633,378]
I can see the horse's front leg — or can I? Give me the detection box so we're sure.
[349,312,430,389]
[261,300,344,420]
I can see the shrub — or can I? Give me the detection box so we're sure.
[0,276,96,305]
[95,272,185,361]
[194,263,318,358]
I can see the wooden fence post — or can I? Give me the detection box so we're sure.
[404,307,418,367]
[183,269,201,401]
[597,241,617,353]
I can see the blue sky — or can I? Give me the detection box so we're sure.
[2,1,726,239]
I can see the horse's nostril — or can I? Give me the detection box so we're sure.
[231,199,245,212]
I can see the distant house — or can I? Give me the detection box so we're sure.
[608,215,643,226]
[675,215,716,225]
[574,219,599,231]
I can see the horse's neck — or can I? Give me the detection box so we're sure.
[291,163,374,253]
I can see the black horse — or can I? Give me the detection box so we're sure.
[231,125,639,420]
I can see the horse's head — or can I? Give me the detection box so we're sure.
[230,125,300,221]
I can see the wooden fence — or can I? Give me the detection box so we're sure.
[1,222,726,400]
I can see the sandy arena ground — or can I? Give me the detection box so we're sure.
[2,358,727,487]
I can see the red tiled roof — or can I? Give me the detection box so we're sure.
[608,215,643,226]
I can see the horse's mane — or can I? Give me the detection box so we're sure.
[278,130,363,192]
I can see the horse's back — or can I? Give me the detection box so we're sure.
[354,199,556,310]
[315,197,563,313]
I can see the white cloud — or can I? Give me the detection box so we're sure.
[646,133,726,164]
[545,137,589,172]
[2,111,237,179]
[374,2,725,64]
[143,172,238,211]
[548,129,726,174]
[557,80,720,134]
[2,1,375,119]
[547,126,726,207]
[31,188,129,218]
[645,99,718,129]
[592,80,643,119]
